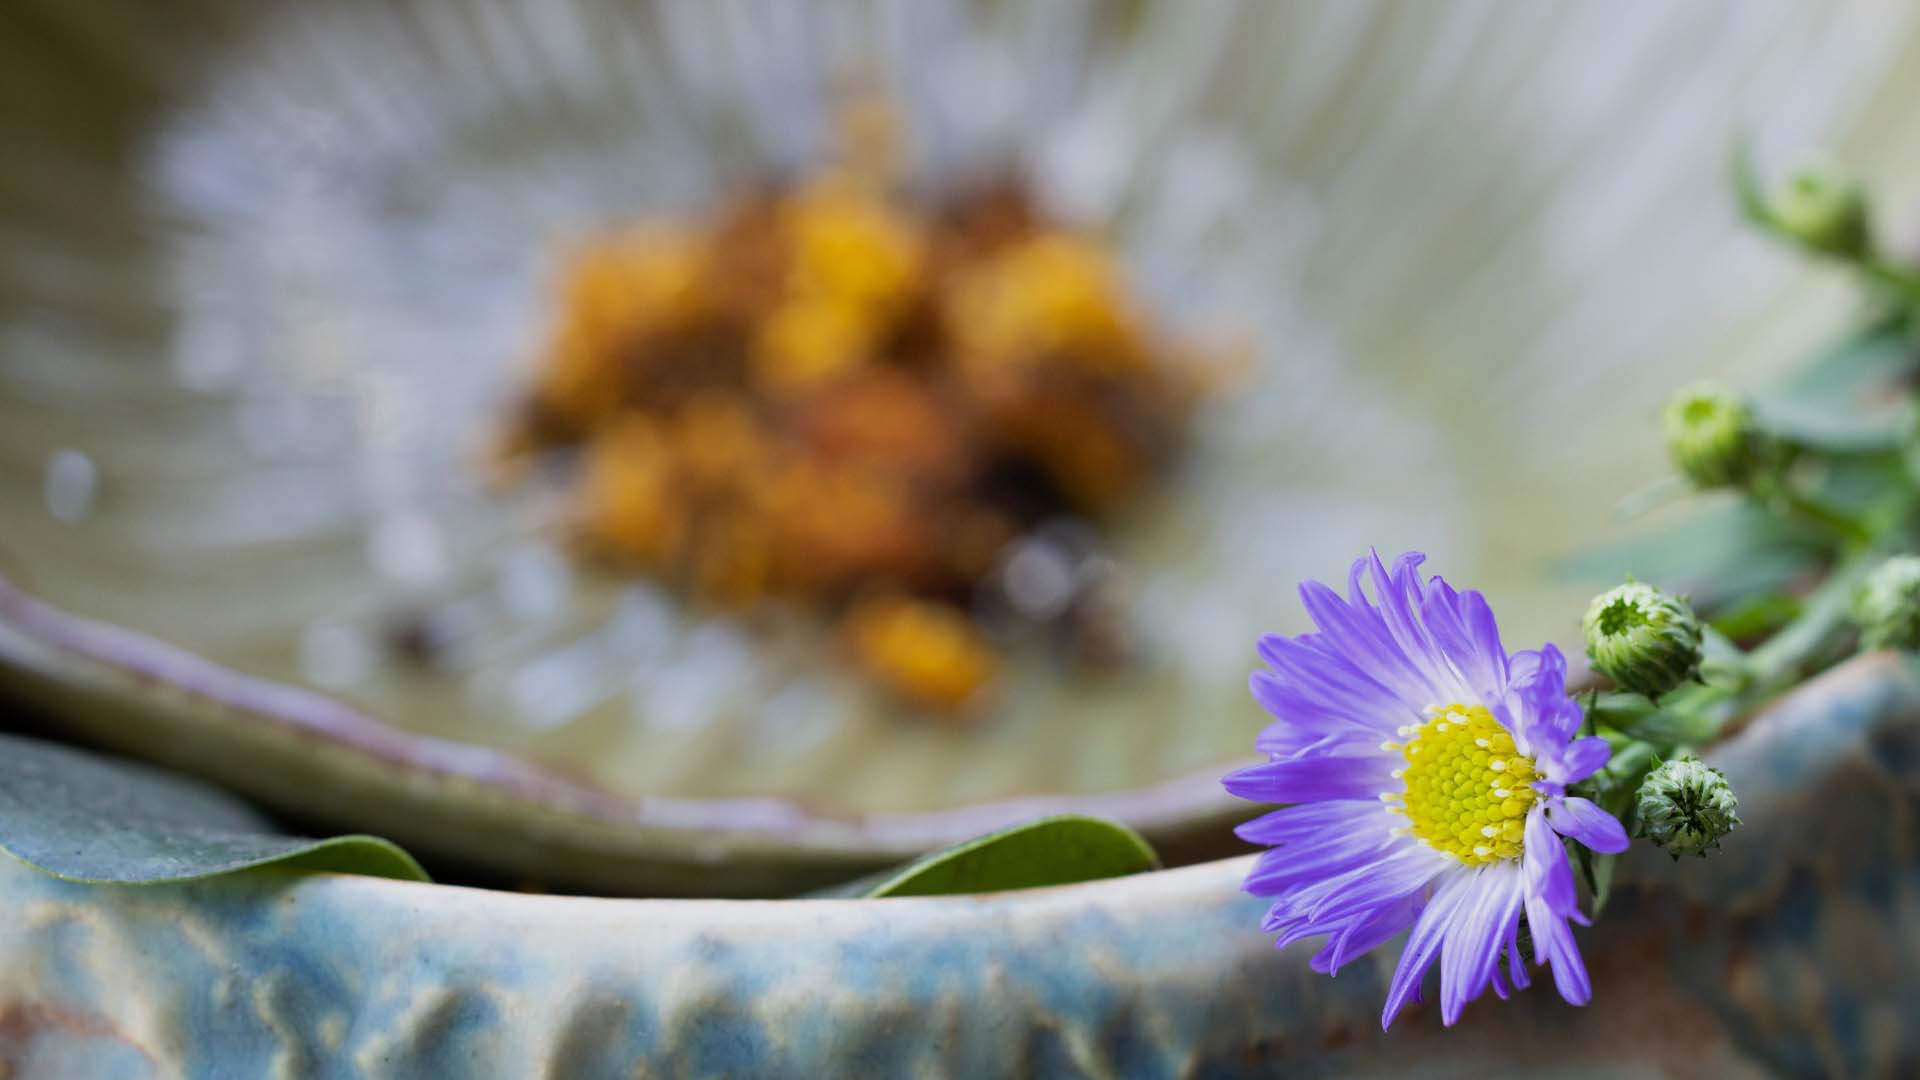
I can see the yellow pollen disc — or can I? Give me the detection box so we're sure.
[1392,703,1536,866]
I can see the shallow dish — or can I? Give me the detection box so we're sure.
[5,1,1920,890]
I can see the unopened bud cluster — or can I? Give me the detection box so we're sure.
[1853,554,1920,652]
[1582,582,1704,699]
[1663,383,1771,490]
[1769,156,1871,259]
[1635,756,1740,858]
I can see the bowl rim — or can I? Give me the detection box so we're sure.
[0,571,1249,890]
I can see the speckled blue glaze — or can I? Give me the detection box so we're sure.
[1,653,1916,1077]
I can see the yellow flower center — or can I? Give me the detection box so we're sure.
[1388,704,1537,866]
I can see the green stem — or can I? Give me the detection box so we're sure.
[1602,553,1879,753]
[1748,473,1874,548]
[1586,691,1655,732]
[1610,693,1728,752]
[1698,625,1757,690]
[1598,740,1658,791]
[1729,141,1920,304]
[1860,258,1920,306]
[1780,488,1873,547]
[1743,550,1877,693]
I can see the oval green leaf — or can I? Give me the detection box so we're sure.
[859,814,1160,899]
[1556,501,1827,611]
[0,733,428,884]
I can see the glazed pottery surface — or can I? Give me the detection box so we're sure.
[1,651,1913,1077]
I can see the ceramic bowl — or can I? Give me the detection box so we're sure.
[7,1,1920,892]
[1,651,1914,1076]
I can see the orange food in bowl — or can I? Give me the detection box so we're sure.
[501,164,1204,716]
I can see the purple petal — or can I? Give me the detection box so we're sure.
[1527,903,1593,1007]
[1419,577,1509,706]
[1251,718,1335,760]
[1255,853,1443,971]
[1249,669,1396,754]
[1547,796,1630,855]
[1438,864,1526,1025]
[1242,829,1398,896]
[1522,642,1570,691]
[1257,840,1440,930]
[1366,551,1472,705]
[1505,648,1545,687]
[1504,918,1530,991]
[1460,589,1508,693]
[1297,578,1425,708]
[1233,801,1387,846]
[1523,807,1579,916]
[1222,753,1395,804]
[1252,639,1411,737]
[1300,843,1445,919]
[1252,715,1379,761]
[1550,737,1612,784]
[1382,871,1475,1029]
[1313,896,1418,976]
[1505,643,1583,746]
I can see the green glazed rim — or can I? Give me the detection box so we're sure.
[0,572,1246,896]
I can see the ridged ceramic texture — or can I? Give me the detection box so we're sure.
[7,0,1920,888]
[0,651,1914,1077]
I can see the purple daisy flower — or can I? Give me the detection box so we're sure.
[1224,551,1630,1029]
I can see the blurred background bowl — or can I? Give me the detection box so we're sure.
[4,0,1920,893]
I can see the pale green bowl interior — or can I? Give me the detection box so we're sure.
[4,1,1920,824]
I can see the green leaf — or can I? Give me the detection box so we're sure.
[1579,847,1621,919]
[853,814,1159,899]
[1753,393,1906,457]
[1554,501,1827,612]
[1707,592,1804,644]
[0,734,429,885]
[1586,691,1657,733]
[1777,310,1914,407]
[1623,703,1724,752]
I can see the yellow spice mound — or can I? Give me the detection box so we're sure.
[500,171,1203,717]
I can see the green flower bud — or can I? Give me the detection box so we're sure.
[1635,756,1740,858]
[1769,155,1870,258]
[1582,582,1704,699]
[1853,554,1920,651]
[1662,382,1769,489]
